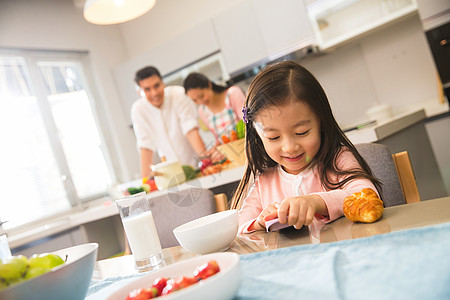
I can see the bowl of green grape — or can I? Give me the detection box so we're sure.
[0,243,98,300]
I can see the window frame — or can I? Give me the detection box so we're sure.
[0,48,116,231]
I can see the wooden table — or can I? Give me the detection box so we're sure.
[93,196,450,280]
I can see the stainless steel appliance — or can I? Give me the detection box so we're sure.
[417,0,450,101]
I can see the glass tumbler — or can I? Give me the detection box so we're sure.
[0,234,11,261]
[116,192,165,272]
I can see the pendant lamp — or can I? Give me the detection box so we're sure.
[84,0,156,25]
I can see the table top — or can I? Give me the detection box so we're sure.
[93,196,450,281]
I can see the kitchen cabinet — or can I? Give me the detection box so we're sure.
[212,0,267,75]
[163,52,229,87]
[305,0,418,50]
[212,0,316,75]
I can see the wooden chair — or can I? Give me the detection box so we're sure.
[214,193,229,212]
[392,151,420,203]
[355,143,420,206]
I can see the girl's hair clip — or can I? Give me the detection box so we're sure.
[242,106,249,123]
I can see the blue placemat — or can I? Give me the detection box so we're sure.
[236,222,450,300]
[87,222,450,300]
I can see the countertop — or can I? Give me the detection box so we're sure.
[7,165,246,249]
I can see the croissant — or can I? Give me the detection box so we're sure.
[343,188,384,223]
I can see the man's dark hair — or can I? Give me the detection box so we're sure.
[134,66,161,85]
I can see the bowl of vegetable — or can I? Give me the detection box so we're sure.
[0,243,98,300]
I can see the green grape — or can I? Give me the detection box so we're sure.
[29,253,64,270]
[24,266,49,279]
[0,255,28,281]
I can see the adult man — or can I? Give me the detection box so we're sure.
[131,66,219,178]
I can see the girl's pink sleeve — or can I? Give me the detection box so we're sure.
[313,178,378,222]
[313,149,379,222]
[238,178,263,234]
[228,86,246,120]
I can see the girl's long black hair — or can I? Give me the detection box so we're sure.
[231,61,381,209]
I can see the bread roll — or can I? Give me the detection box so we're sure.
[343,188,384,223]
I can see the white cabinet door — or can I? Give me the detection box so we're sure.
[252,0,315,56]
[212,0,315,74]
[212,0,268,74]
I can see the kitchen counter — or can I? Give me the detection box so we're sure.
[8,165,246,250]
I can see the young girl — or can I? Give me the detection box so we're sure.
[231,61,381,234]
[183,73,246,144]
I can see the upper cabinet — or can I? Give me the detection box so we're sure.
[212,0,316,75]
[305,0,418,50]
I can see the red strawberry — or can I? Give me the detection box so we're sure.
[161,278,179,295]
[125,287,158,300]
[151,277,168,296]
[178,276,199,288]
[193,260,220,280]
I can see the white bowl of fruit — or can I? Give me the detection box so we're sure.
[0,243,98,300]
[107,252,240,300]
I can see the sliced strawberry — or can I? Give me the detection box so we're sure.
[125,287,157,300]
[193,260,220,280]
[151,277,168,296]
[161,278,179,295]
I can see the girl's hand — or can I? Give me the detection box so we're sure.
[253,203,280,231]
[277,195,327,229]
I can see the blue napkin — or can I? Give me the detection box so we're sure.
[236,222,450,300]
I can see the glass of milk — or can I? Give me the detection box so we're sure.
[116,192,165,272]
[0,234,11,261]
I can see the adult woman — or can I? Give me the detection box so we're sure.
[184,73,246,144]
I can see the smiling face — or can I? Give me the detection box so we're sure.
[186,87,213,106]
[138,75,165,108]
[254,100,321,175]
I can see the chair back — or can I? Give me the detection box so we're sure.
[392,151,421,203]
[148,187,216,248]
[355,143,406,207]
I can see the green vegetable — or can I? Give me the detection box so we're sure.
[235,120,245,139]
[127,187,145,195]
[182,165,198,181]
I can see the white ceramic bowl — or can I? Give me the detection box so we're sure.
[173,210,238,254]
[0,243,98,300]
[107,252,240,300]
[151,160,186,190]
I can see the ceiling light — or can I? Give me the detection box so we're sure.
[83,0,156,25]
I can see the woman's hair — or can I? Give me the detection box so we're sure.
[231,61,381,209]
[135,66,161,85]
[183,72,228,94]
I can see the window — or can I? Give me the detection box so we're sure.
[0,50,113,230]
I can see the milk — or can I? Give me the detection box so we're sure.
[122,211,162,260]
